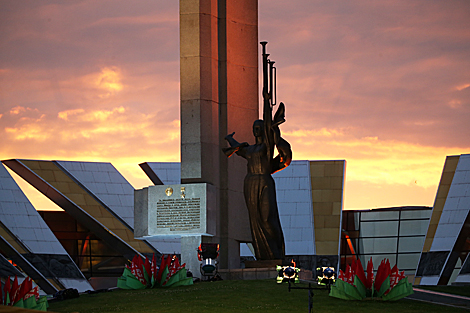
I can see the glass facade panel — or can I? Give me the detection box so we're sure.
[360,211,399,221]
[401,210,432,220]
[403,269,417,276]
[398,237,425,253]
[341,207,432,273]
[360,238,397,254]
[360,221,398,237]
[400,220,429,236]
[359,254,397,268]
[397,253,420,270]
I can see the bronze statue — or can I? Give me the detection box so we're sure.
[223,42,292,260]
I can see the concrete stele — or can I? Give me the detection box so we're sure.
[179,0,258,270]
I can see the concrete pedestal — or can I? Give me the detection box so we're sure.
[181,235,204,279]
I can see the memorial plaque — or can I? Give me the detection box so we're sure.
[134,183,216,238]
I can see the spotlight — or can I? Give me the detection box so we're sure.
[197,243,219,279]
[277,259,300,284]
[316,267,335,286]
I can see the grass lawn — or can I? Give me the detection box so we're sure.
[48,279,466,313]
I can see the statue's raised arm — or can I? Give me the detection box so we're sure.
[261,41,275,164]
[260,41,292,174]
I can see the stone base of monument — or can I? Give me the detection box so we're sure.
[134,183,217,279]
[217,267,313,281]
[218,268,278,280]
[244,260,289,268]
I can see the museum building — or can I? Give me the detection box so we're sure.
[0,153,469,292]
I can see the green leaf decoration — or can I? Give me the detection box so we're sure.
[382,278,414,301]
[354,275,367,299]
[376,276,390,298]
[330,279,364,300]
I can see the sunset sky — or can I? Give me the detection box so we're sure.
[1,0,469,211]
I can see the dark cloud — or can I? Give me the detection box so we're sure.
[260,0,470,148]
[0,0,179,70]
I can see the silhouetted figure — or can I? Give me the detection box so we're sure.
[223,42,291,260]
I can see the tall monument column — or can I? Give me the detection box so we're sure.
[180,0,258,269]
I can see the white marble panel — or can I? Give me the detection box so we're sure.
[0,190,13,200]
[1,201,16,213]
[450,208,469,221]
[458,155,470,170]
[283,189,308,203]
[448,183,468,198]
[58,161,135,228]
[273,160,314,255]
[430,236,456,252]
[276,190,287,203]
[452,170,467,184]
[290,214,312,228]
[15,203,28,215]
[2,214,15,227]
[146,162,181,185]
[107,183,125,195]
[296,202,311,215]
[444,197,460,211]
[92,171,110,183]
[12,190,26,201]
[282,228,292,239]
[292,164,309,177]
[108,171,125,182]
[276,177,300,190]
[286,241,307,255]
[420,276,441,285]
[435,222,462,239]
[458,196,470,210]
[272,167,290,177]
[146,238,181,254]
[279,215,290,227]
[33,228,44,241]
[42,228,59,243]
[289,228,303,240]
[28,215,41,228]
[301,228,314,242]
[118,194,133,207]
[454,274,470,284]
[0,178,17,190]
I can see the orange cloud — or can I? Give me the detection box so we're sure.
[281,127,469,210]
[58,109,85,120]
[79,66,124,99]
[4,114,50,141]
[9,106,26,115]
[455,83,470,91]
[447,99,462,109]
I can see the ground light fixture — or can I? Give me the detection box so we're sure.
[280,262,334,313]
[316,266,335,287]
[277,259,300,284]
[197,243,219,280]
